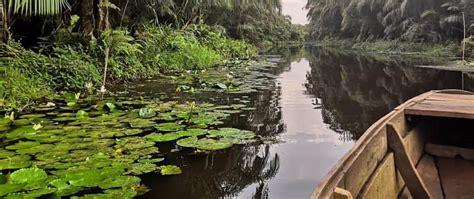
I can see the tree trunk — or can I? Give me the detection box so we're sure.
[462,12,466,62]
[79,0,96,36]
[0,0,10,42]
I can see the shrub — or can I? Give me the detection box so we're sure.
[185,24,257,59]
[0,60,53,110]
[3,41,101,91]
[90,29,152,80]
[138,25,222,70]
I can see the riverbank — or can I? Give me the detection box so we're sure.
[310,37,473,59]
[0,24,257,111]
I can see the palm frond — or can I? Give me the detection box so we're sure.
[7,0,70,16]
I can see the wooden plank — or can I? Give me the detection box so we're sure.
[334,187,353,199]
[436,89,474,95]
[437,157,474,199]
[391,112,408,137]
[360,153,403,199]
[387,123,431,199]
[342,127,388,197]
[312,91,436,199]
[416,155,443,199]
[403,125,425,165]
[405,101,474,120]
[427,93,474,102]
[398,186,412,199]
[421,99,474,107]
[426,143,474,160]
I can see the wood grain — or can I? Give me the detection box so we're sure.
[387,123,431,199]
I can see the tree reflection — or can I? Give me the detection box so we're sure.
[305,47,464,140]
[140,52,294,199]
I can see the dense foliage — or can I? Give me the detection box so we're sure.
[0,23,256,110]
[110,0,304,44]
[306,0,473,42]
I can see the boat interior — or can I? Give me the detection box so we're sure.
[313,91,474,199]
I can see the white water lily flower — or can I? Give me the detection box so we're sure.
[100,86,107,93]
[46,102,56,107]
[33,123,43,130]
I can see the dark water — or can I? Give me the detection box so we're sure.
[139,47,474,199]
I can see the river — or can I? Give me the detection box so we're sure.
[140,46,474,199]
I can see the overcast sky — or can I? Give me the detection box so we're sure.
[281,0,308,25]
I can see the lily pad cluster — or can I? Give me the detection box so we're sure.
[0,96,258,198]
[149,59,281,94]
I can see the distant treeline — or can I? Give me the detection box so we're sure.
[305,0,473,42]
[4,0,304,45]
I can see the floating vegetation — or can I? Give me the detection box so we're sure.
[158,165,182,175]
[0,95,259,198]
[155,122,185,132]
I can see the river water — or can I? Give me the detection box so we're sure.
[140,46,474,199]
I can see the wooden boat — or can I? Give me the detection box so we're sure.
[312,89,474,199]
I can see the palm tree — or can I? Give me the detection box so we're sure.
[1,0,69,41]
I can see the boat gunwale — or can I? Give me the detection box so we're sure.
[310,89,471,198]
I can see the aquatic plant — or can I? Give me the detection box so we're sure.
[0,96,259,198]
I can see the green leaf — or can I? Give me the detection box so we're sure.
[138,108,156,119]
[0,156,32,170]
[176,129,208,137]
[76,110,89,119]
[99,176,141,189]
[155,122,185,132]
[4,187,56,199]
[129,119,155,128]
[9,168,48,190]
[176,137,198,148]
[0,183,26,197]
[104,103,116,112]
[195,138,233,151]
[159,165,182,175]
[145,133,183,142]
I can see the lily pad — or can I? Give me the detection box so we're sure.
[4,187,56,199]
[176,129,208,137]
[157,112,177,121]
[0,183,26,197]
[176,137,198,148]
[71,188,136,199]
[208,128,256,140]
[145,133,183,142]
[98,175,141,189]
[12,119,32,126]
[155,122,185,132]
[6,141,41,150]
[159,165,182,175]
[9,168,49,190]
[129,119,155,129]
[195,138,233,151]
[104,103,117,112]
[115,137,155,151]
[127,163,158,175]
[76,110,89,119]
[0,150,15,159]
[138,108,156,119]
[62,167,124,188]
[49,178,82,198]
[176,137,233,151]
[0,156,32,170]
[19,114,46,119]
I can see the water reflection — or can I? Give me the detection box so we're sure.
[139,46,473,199]
[305,47,472,140]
